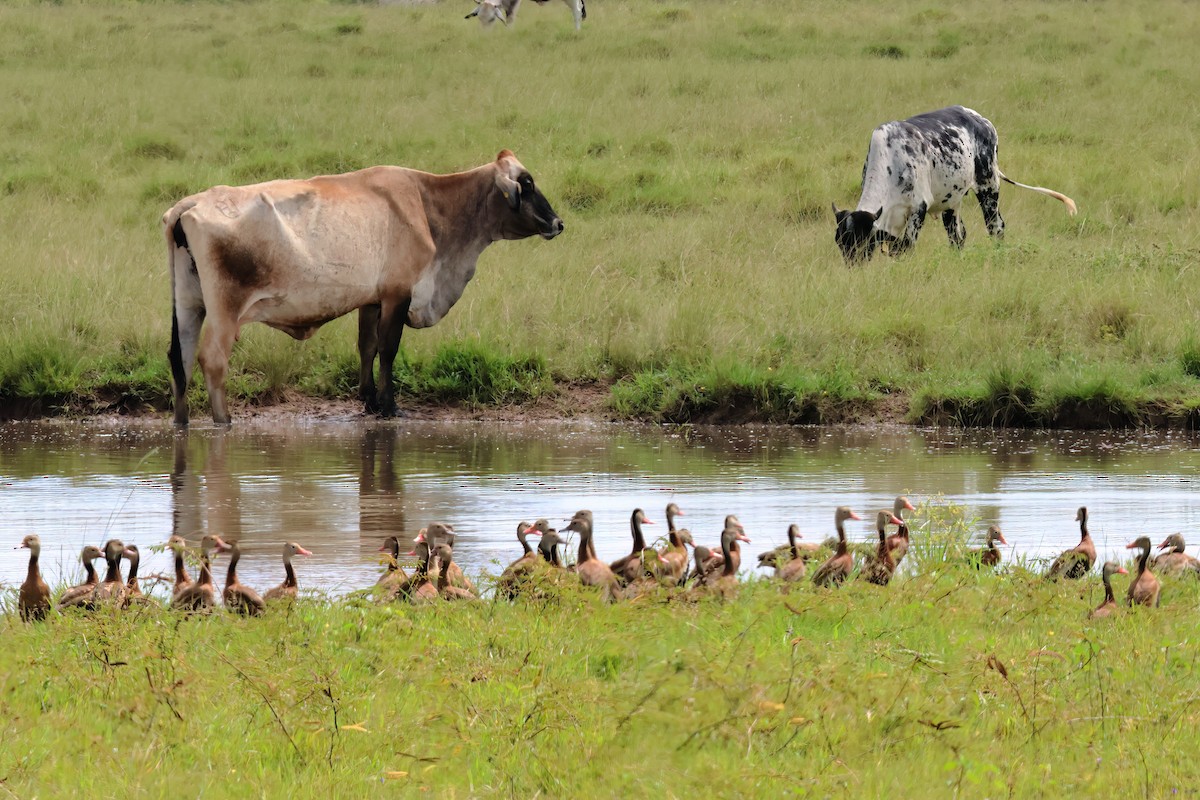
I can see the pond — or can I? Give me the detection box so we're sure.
[3,417,1200,597]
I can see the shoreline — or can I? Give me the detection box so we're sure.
[4,379,1200,430]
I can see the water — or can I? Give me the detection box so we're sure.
[4,418,1200,596]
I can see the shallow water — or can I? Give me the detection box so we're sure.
[3,418,1200,597]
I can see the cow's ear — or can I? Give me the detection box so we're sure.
[832,203,847,223]
[495,170,521,210]
[872,207,883,221]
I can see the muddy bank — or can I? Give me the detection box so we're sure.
[3,379,1199,429]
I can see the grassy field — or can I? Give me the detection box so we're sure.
[1,0,1200,426]
[4,558,1200,796]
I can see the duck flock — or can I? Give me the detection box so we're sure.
[10,497,1198,621]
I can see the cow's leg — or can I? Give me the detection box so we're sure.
[942,208,966,248]
[375,299,412,418]
[977,187,1005,239]
[890,201,927,256]
[358,304,381,414]
[196,308,241,425]
[170,303,206,425]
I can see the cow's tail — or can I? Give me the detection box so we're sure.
[162,201,201,421]
[998,169,1078,216]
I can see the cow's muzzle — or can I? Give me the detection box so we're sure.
[541,217,564,240]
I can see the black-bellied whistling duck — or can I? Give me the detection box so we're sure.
[884,495,917,565]
[92,539,128,607]
[1090,561,1128,618]
[399,540,439,604]
[167,535,194,601]
[58,545,103,610]
[1126,536,1160,608]
[17,535,51,622]
[812,506,863,588]
[775,525,810,582]
[496,521,542,599]
[863,510,904,586]
[706,524,752,596]
[699,514,745,578]
[434,543,478,601]
[1152,534,1200,577]
[610,508,656,585]
[659,503,694,584]
[564,510,618,597]
[758,524,826,571]
[223,541,265,616]
[375,536,409,593]
[122,545,145,606]
[538,529,565,567]
[685,545,722,586]
[172,534,231,611]
[1047,507,1096,580]
[421,522,475,594]
[967,525,1007,569]
[263,542,312,603]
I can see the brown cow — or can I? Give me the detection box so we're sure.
[164,150,563,425]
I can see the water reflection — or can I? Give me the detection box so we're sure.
[3,420,1200,596]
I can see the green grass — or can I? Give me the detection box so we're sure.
[2,0,1200,425]
[4,560,1200,795]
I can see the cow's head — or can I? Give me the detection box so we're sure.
[494,150,564,240]
[832,204,882,264]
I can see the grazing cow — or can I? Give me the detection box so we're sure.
[467,0,585,30]
[464,0,509,27]
[164,150,563,425]
[832,106,1077,263]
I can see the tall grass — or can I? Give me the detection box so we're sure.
[3,565,1200,795]
[1,0,1199,423]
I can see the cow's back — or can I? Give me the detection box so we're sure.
[170,167,434,331]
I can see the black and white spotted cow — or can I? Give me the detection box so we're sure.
[831,106,1077,263]
[466,0,585,30]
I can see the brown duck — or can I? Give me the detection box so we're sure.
[122,544,146,606]
[1089,561,1128,619]
[686,545,722,587]
[57,545,104,610]
[1152,534,1200,577]
[1046,507,1095,580]
[92,539,128,607]
[699,515,746,579]
[812,506,863,588]
[496,521,541,599]
[775,525,810,582]
[884,496,916,566]
[706,524,752,596]
[659,503,694,584]
[863,510,904,586]
[435,543,478,601]
[422,523,475,594]
[375,535,410,594]
[263,542,312,603]
[610,508,656,585]
[394,539,439,603]
[172,534,231,611]
[17,535,51,622]
[1126,536,1160,608]
[564,510,618,598]
[967,525,1008,569]
[223,540,265,616]
[758,524,827,571]
[167,535,195,601]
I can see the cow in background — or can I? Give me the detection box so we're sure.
[467,0,585,30]
[832,106,1077,263]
